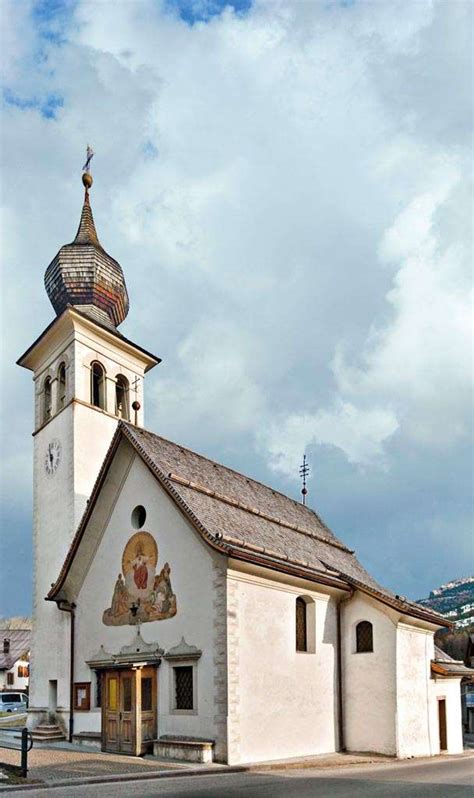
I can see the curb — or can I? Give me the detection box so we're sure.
[0,765,249,792]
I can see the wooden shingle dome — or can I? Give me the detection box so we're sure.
[44,175,129,328]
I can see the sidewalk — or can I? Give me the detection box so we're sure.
[0,744,193,787]
[0,745,391,790]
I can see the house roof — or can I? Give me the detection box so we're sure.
[0,629,31,671]
[47,421,451,628]
[432,645,474,679]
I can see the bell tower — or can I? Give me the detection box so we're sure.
[18,162,160,731]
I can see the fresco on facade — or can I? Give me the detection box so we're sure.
[103,531,177,626]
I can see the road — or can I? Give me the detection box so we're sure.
[2,755,472,797]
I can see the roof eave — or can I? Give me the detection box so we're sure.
[226,546,351,592]
[17,306,161,373]
[338,574,452,628]
[431,661,474,679]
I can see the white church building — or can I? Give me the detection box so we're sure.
[17,168,468,763]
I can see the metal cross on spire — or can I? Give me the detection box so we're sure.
[82,145,94,174]
[299,454,309,506]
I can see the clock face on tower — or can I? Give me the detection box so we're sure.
[44,438,61,477]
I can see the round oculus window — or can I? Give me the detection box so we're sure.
[131,505,147,529]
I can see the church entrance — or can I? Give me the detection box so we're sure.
[102,666,157,755]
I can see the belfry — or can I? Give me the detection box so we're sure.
[17,159,467,762]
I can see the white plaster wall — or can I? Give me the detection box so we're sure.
[432,678,464,755]
[228,569,339,765]
[395,624,434,758]
[30,401,118,719]
[72,402,118,527]
[29,405,76,715]
[73,455,221,743]
[342,593,397,755]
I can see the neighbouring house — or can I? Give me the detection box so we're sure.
[17,167,466,763]
[0,621,31,692]
[431,646,474,737]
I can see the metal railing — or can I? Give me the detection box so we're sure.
[0,727,33,778]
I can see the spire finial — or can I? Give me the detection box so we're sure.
[299,454,309,506]
[82,145,94,190]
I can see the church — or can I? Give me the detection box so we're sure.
[17,164,467,764]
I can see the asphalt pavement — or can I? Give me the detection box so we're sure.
[1,754,472,797]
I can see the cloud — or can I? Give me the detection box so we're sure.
[332,158,471,447]
[262,401,399,477]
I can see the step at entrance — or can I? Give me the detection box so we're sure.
[31,723,66,742]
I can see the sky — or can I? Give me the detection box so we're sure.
[0,0,472,616]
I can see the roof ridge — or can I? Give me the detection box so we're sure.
[124,423,339,542]
[168,471,353,553]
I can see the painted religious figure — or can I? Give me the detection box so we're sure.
[103,531,177,626]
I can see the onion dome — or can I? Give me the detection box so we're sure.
[44,172,129,328]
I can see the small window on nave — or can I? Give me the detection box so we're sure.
[58,363,66,409]
[91,362,106,410]
[115,374,130,420]
[43,377,52,422]
[356,620,373,653]
[296,597,307,652]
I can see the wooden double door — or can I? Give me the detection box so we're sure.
[102,667,157,755]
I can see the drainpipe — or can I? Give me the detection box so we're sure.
[337,588,354,752]
[57,600,76,743]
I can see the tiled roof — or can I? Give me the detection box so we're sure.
[126,425,383,589]
[44,188,129,327]
[0,629,30,671]
[432,645,473,678]
[47,422,451,628]
[73,189,101,247]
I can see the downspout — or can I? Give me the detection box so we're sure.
[337,588,354,752]
[57,600,76,743]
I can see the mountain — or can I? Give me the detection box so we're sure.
[417,576,474,629]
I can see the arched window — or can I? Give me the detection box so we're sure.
[115,374,130,420]
[296,597,307,652]
[356,621,373,653]
[43,377,52,422]
[91,362,106,410]
[58,363,66,409]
